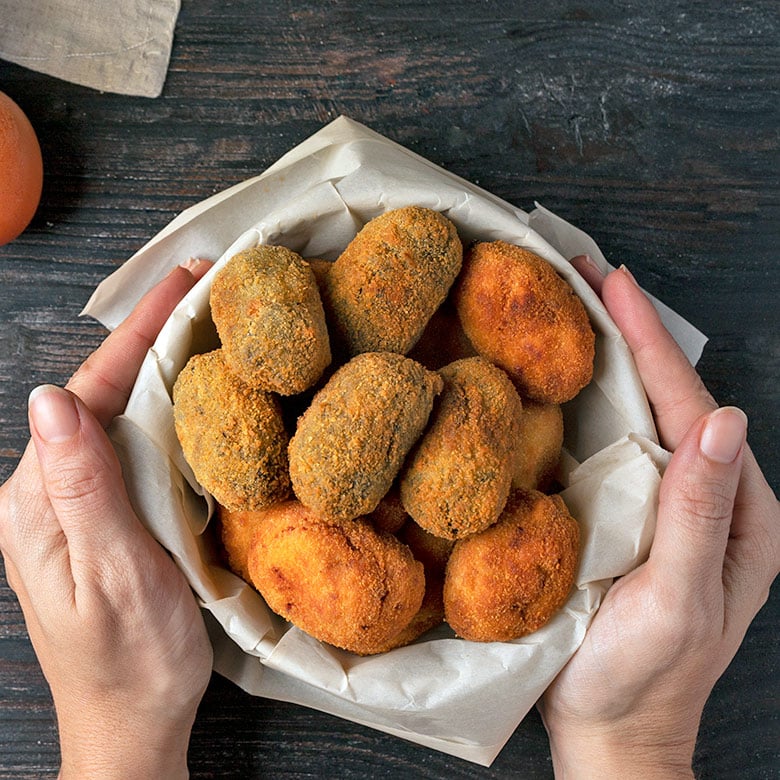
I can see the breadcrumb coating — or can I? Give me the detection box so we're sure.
[511,401,564,491]
[216,504,265,582]
[444,489,580,642]
[288,352,443,522]
[322,206,462,356]
[407,296,477,370]
[173,209,594,653]
[247,500,425,656]
[400,357,524,539]
[173,349,291,511]
[367,486,409,534]
[366,520,455,653]
[210,245,331,395]
[454,241,594,403]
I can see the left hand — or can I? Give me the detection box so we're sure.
[0,260,214,779]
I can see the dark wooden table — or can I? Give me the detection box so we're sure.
[1,2,777,777]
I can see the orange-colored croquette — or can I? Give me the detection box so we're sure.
[454,241,595,404]
[444,489,580,642]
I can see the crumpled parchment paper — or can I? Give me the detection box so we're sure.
[84,116,706,766]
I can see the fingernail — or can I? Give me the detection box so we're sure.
[28,385,81,443]
[618,264,639,286]
[180,257,204,274]
[575,254,605,275]
[700,407,747,464]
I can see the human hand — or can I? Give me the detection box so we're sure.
[538,260,780,779]
[0,260,214,780]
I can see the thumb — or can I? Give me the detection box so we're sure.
[27,384,145,567]
[650,406,747,602]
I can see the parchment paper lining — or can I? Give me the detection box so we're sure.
[85,117,706,766]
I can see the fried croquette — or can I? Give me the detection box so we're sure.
[454,241,595,404]
[368,486,408,534]
[511,401,564,492]
[407,297,477,370]
[443,489,580,642]
[216,503,266,581]
[304,257,332,291]
[365,520,455,652]
[173,349,291,511]
[366,587,444,654]
[322,206,463,356]
[210,245,331,395]
[246,500,425,656]
[400,357,524,540]
[288,352,443,522]
[400,519,455,572]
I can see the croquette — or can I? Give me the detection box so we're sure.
[216,503,265,582]
[246,500,425,656]
[304,257,332,292]
[454,241,595,404]
[210,245,331,395]
[174,207,592,655]
[407,296,477,370]
[443,489,580,642]
[288,352,443,522]
[368,486,409,535]
[511,401,564,491]
[366,520,455,653]
[172,349,291,511]
[322,206,463,356]
[400,357,524,539]
[399,518,455,575]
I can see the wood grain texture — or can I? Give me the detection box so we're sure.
[1,1,777,777]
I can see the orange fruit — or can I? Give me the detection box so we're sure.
[0,90,43,245]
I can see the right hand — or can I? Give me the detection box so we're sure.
[539,260,780,779]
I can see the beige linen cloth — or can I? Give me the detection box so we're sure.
[0,0,180,97]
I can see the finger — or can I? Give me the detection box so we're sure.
[0,440,72,596]
[650,406,747,603]
[67,258,212,428]
[1,260,210,590]
[721,447,780,633]
[27,385,146,582]
[601,265,717,450]
[570,254,605,296]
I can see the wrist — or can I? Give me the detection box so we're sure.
[56,701,196,780]
[544,717,696,780]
